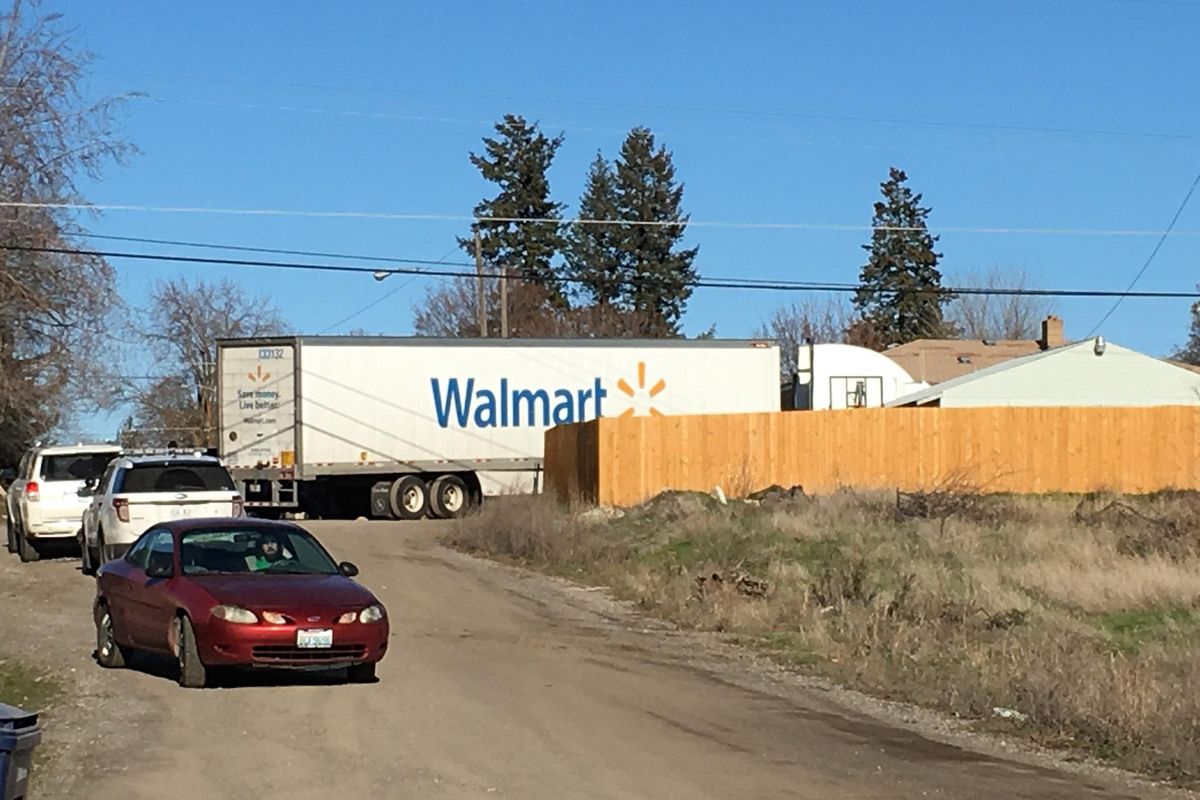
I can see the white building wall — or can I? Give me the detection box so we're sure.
[795,343,926,410]
[932,342,1200,407]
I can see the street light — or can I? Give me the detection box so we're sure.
[372,270,391,282]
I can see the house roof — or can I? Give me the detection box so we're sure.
[883,338,1043,384]
[886,340,1089,406]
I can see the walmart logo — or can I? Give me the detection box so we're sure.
[430,362,667,428]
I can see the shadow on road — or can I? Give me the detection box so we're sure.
[95,650,376,689]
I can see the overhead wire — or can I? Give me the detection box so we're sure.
[4,242,1199,300]
[1086,167,1200,336]
[8,201,1200,237]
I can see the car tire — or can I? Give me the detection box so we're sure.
[388,476,428,521]
[429,474,470,520]
[17,528,39,563]
[82,532,99,576]
[347,662,377,683]
[95,605,127,669]
[176,616,208,689]
[5,516,15,554]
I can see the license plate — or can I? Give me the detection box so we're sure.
[296,629,333,649]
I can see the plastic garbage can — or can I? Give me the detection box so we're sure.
[0,704,41,800]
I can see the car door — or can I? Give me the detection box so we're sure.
[120,528,175,649]
[104,532,154,642]
[85,462,119,547]
[132,530,178,653]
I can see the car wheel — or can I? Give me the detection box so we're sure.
[175,616,208,689]
[347,662,377,683]
[5,516,15,554]
[95,605,127,669]
[429,474,470,520]
[17,528,39,563]
[388,476,428,521]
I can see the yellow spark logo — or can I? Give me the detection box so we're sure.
[248,364,271,383]
[616,361,666,418]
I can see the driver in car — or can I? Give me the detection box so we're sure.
[247,536,293,571]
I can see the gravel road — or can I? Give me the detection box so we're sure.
[0,520,1191,799]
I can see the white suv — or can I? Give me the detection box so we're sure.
[81,454,244,572]
[5,444,121,563]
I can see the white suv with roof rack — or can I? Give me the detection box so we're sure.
[5,444,122,563]
[80,452,244,573]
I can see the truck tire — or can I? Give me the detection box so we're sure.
[429,474,470,520]
[388,476,428,521]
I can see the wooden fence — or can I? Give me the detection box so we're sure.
[544,406,1200,507]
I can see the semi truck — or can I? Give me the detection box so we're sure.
[217,336,781,519]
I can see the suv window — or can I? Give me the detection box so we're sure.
[39,453,116,482]
[115,463,235,494]
[17,451,33,480]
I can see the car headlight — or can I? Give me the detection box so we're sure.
[261,611,288,625]
[211,605,258,624]
[359,605,385,624]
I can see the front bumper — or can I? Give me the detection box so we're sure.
[197,619,390,669]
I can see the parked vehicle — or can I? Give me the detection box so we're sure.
[217,336,782,520]
[80,454,243,573]
[92,518,388,687]
[5,444,121,562]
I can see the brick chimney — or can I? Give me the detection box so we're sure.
[1039,315,1064,350]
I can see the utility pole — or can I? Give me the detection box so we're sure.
[499,267,509,338]
[474,227,487,338]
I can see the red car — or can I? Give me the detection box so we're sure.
[92,518,389,688]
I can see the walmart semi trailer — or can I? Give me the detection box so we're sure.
[217,337,781,519]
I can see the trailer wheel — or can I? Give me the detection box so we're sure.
[429,474,470,520]
[388,476,429,521]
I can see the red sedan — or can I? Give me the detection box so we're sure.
[92,518,389,688]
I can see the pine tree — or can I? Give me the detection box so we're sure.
[459,115,566,305]
[1175,295,1200,365]
[612,127,698,335]
[564,152,623,306]
[853,167,950,346]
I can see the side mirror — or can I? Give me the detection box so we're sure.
[338,561,359,578]
[145,561,174,579]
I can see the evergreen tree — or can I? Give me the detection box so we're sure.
[459,115,566,304]
[564,152,623,306]
[1175,294,1200,366]
[853,167,950,346]
[612,127,698,335]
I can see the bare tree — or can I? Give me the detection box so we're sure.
[946,267,1052,341]
[1175,293,1200,366]
[0,1,136,467]
[412,275,663,339]
[119,278,287,448]
[754,298,852,376]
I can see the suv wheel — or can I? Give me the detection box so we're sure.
[17,527,40,563]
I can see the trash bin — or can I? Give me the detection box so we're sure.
[0,704,41,800]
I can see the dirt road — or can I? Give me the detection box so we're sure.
[0,521,1187,799]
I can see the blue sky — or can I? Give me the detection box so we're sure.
[42,0,1200,434]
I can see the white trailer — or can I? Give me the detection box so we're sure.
[217,337,781,519]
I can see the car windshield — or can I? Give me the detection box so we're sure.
[40,453,116,482]
[118,463,236,493]
[180,528,339,576]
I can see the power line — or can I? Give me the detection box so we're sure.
[8,201,1200,237]
[83,232,475,268]
[1087,167,1200,336]
[5,242,1199,300]
[316,245,462,334]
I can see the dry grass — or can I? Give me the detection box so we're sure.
[449,490,1200,782]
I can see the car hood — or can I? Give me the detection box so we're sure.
[190,574,378,609]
